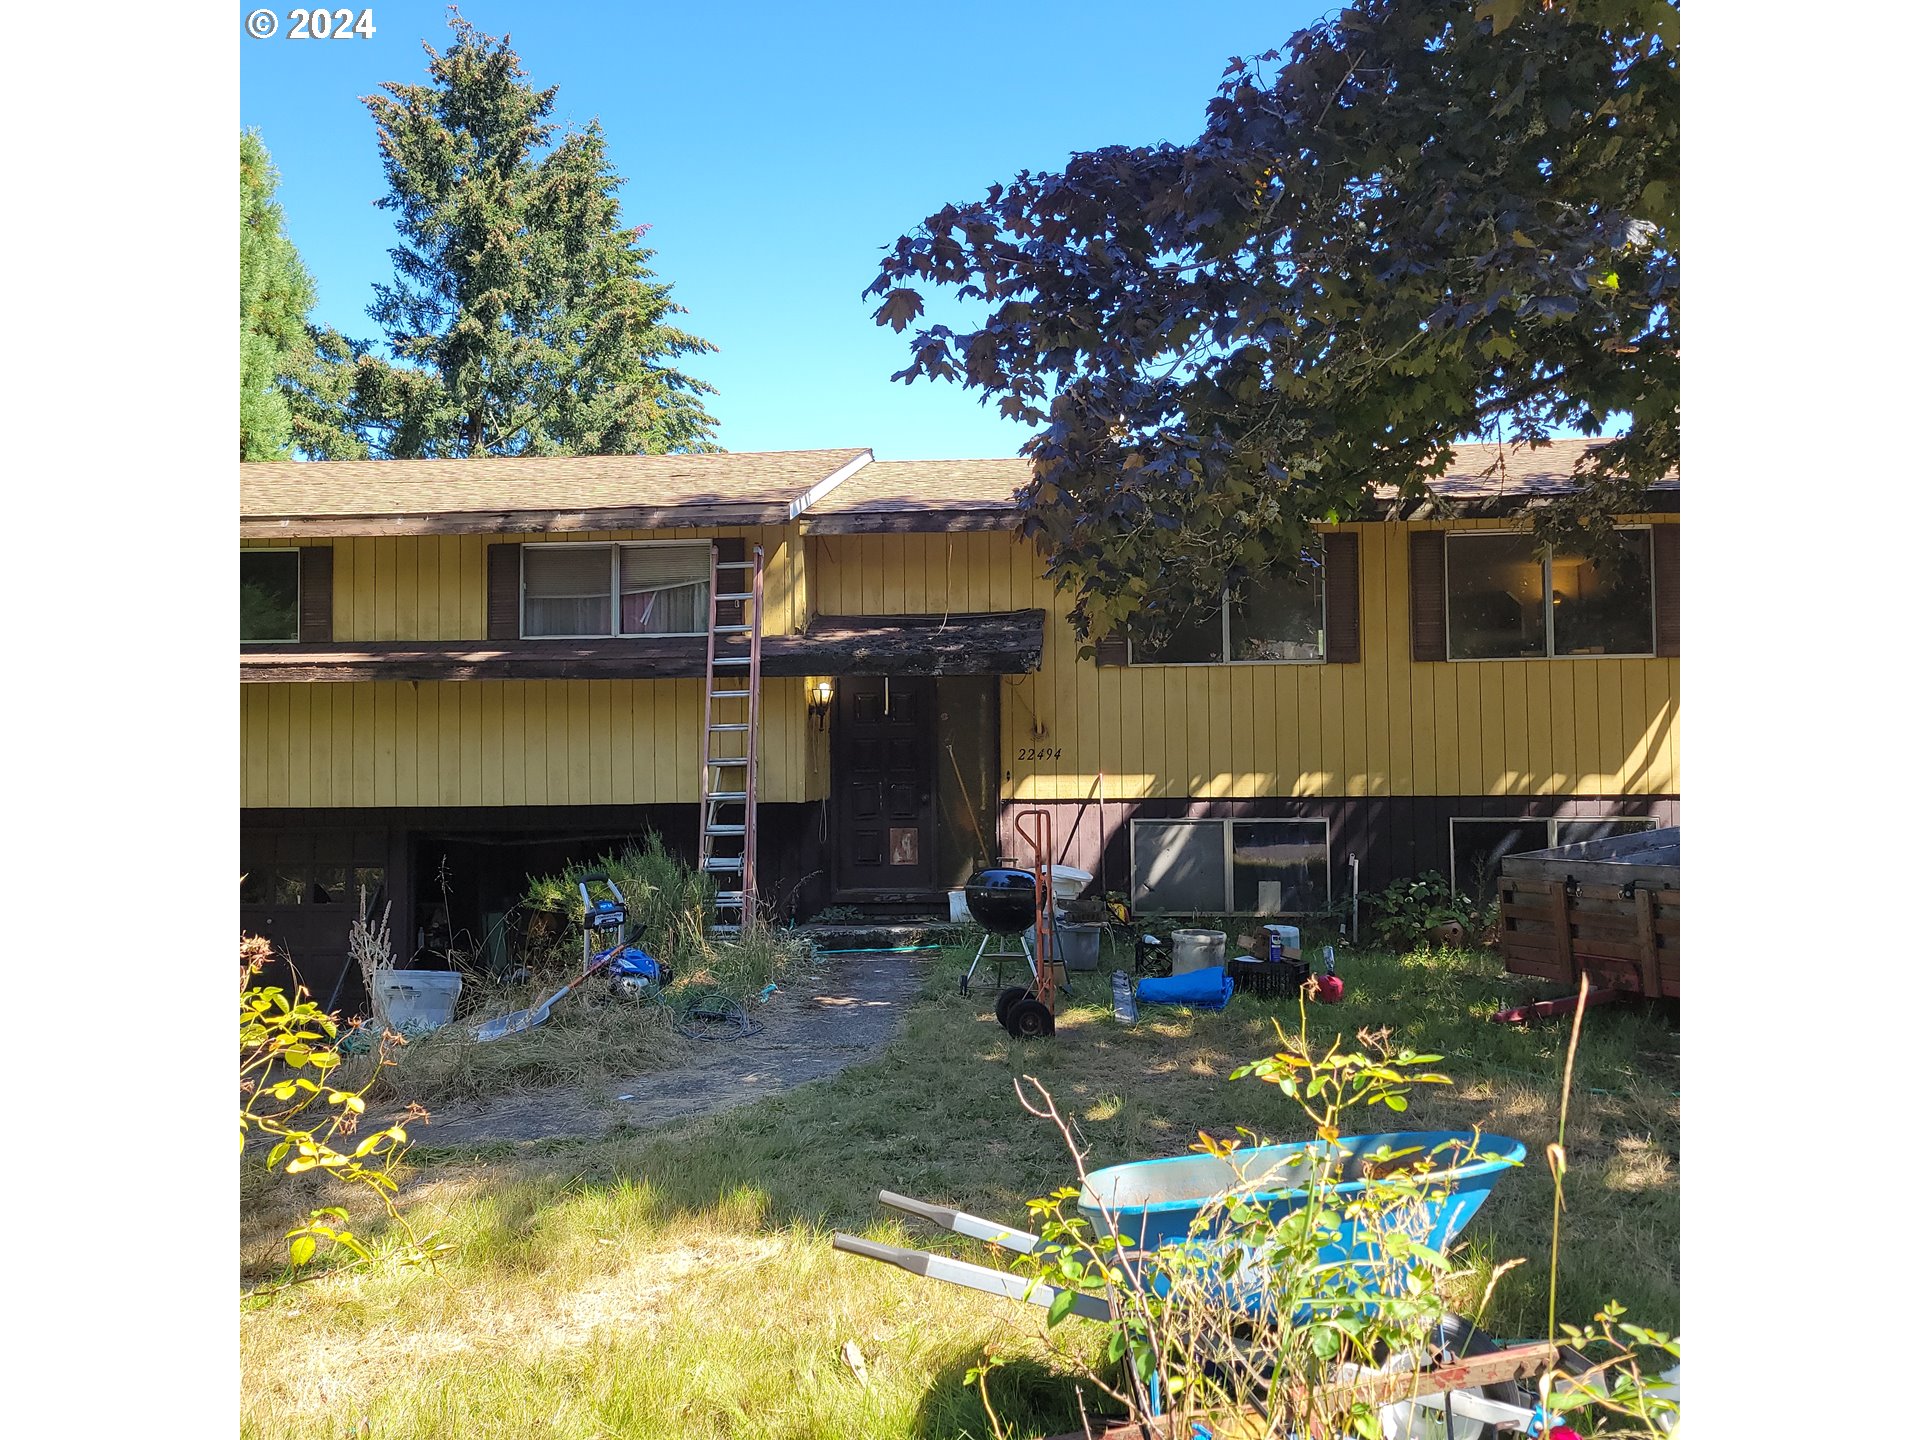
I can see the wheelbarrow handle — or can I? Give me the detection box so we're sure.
[877,1190,1042,1253]
[830,1233,1111,1322]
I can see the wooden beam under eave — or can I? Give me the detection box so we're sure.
[239,610,1049,684]
[240,501,795,540]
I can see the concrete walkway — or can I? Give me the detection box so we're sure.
[418,953,927,1146]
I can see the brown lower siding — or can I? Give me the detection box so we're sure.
[243,794,1674,1005]
[990,795,1680,901]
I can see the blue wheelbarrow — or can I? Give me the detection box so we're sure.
[833,1129,1548,1437]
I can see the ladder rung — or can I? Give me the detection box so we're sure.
[714,560,758,570]
[712,656,752,666]
[707,756,747,767]
[715,592,755,602]
[703,857,744,872]
[705,824,746,836]
[713,624,754,634]
[707,790,747,801]
[713,892,746,905]
[708,723,751,732]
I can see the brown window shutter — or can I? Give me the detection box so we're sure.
[487,543,523,640]
[1408,530,1447,662]
[1652,523,1679,656]
[714,536,748,629]
[1092,633,1129,667]
[297,546,332,643]
[1322,531,1361,663]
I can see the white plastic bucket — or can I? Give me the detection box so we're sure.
[1170,929,1226,975]
[379,970,463,1030]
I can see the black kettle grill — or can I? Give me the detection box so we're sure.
[963,868,1039,934]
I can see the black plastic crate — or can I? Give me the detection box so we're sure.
[1228,955,1310,1000]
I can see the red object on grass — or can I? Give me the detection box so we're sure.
[1547,1427,1584,1440]
[1315,973,1345,1002]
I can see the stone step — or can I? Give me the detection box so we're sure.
[792,919,973,952]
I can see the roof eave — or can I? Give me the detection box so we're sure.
[240,500,799,540]
[801,506,1023,536]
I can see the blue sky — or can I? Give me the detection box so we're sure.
[241,0,1337,459]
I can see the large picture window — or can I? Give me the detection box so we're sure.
[1131,818,1330,915]
[521,543,711,639]
[1131,546,1325,665]
[241,550,300,643]
[1446,529,1654,659]
[1449,815,1658,904]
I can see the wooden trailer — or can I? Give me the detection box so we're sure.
[1495,826,1678,1020]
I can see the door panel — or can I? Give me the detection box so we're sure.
[832,676,936,894]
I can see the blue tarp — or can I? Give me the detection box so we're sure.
[1134,965,1235,1011]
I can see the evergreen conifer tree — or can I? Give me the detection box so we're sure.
[343,15,719,457]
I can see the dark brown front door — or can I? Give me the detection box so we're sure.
[831,676,936,895]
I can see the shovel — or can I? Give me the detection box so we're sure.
[472,953,612,1042]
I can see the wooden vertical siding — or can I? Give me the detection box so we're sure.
[805,518,1679,804]
[241,676,819,807]
[244,516,1676,811]
[240,525,820,808]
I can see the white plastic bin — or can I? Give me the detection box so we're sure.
[1043,866,1094,902]
[1263,924,1302,962]
[379,970,463,1030]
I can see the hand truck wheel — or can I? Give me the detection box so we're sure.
[994,985,1034,1029]
[1004,996,1056,1039]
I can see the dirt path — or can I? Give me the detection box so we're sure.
[418,953,928,1146]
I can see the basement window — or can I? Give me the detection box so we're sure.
[521,542,711,639]
[240,550,300,643]
[1449,815,1658,904]
[1130,545,1325,664]
[1131,818,1330,915]
[1446,529,1654,659]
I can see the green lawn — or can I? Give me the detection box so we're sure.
[240,938,1678,1439]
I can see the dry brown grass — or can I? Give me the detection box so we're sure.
[240,939,1677,1439]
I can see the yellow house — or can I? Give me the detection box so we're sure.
[240,442,1676,991]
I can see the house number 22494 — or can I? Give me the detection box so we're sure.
[1016,747,1063,762]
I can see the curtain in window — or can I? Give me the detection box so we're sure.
[619,546,710,636]
[523,547,613,637]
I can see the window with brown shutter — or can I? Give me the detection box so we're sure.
[1092,634,1129,667]
[487,542,523,640]
[1323,531,1362,663]
[1652,523,1679,656]
[1408,530,1447,662]
[297,546,332,643]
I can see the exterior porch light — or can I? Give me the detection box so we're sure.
[807,677,834,730]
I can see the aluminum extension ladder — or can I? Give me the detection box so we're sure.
[698,543,764,933]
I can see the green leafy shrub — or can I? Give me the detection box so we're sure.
[1012,1000,1680,1437]
[1016,1025,1468,1437]
[1363,872,1484,951]
[519,833,715,977]
[240,934,439,1279]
